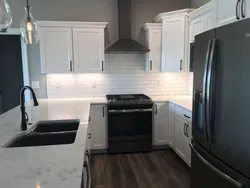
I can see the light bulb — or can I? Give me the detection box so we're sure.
[26,21,33,31]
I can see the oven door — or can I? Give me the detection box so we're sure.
[108,105,153,141]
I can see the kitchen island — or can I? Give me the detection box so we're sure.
[0,98,106,188]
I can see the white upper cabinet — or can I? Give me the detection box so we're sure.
[154,9,194,72]
[153,103,169,146]
[73,28,105,73]
[213,0,239,27]
[39,27,73,73]
[188,2,214,43]
[38,21,107,74]
[212,0,250,27]
[143,23,162,72]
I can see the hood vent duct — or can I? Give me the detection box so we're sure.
[105,0,150,54]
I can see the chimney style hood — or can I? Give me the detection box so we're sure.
[106,0,150,54]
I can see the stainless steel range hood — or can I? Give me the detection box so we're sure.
[105,0,150,54]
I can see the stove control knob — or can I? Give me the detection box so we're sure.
[108,99,112,103]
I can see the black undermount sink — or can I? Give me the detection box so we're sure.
[32,119,80,133]
[3,119,80,148]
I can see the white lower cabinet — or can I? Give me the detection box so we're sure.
[153,103,169,145]
[174,114,192,167]
[168,103,175,148]
[89,105,107,150]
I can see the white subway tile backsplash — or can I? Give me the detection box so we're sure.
[46,54,193,98]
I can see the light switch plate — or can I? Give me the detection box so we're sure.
[31,81,40,89]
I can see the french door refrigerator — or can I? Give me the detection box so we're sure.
[192,18,250,188]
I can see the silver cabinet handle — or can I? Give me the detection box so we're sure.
[108,109,153,113]
[190,143,243,188]
[155,104,158,115]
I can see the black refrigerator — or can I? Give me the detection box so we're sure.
[191,18,250,188]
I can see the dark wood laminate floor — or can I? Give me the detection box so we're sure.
[91,150,190,188]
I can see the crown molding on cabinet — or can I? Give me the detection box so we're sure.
[154,9,195,23]
[142,23,162,31]
[188,2,213,20]
[37,21,108,29]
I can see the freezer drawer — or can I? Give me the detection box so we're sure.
[191,140,249,188]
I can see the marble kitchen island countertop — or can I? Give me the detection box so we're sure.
[0,98,106,188]
[151,95,193,111]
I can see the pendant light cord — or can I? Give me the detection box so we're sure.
[26,0,31,21]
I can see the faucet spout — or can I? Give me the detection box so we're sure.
[20,86,39,131]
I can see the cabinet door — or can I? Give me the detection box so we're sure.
[161,16,185,72]
[215,0,239,27]
[89,105,106,150]
[153,103,169,145]
[189,16,205,42]
[168,103,175,148]
[204,10,213,31]
[174,116,187,161]
[185,122,192,167]
[73,28,105,73]
[39,27,73,73]
[145,29,161,72]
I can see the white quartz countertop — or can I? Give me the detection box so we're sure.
[151,95,193,111]
[0,96,191,188]
[0,98,105,188]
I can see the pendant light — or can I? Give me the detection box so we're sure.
[0,0,12,32]
[20,0,39,44]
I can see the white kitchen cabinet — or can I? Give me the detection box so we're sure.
[89,105,107,150]
[213,0,238,27]
[153,103,169,145]
[174,105,192,167]
[39,27,73,73]
[154,9,194,72]
[38,21,107,74]
[212,0,250,27]
[143,23,162,72]
[168,102,175,149]
[175,116,188,161]
[188,2,214,43]
[73,28,105,73]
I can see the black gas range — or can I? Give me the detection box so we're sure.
[106,94,153,154]
[106,94,153,105]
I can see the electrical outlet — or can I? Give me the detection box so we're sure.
[31,81,40,89]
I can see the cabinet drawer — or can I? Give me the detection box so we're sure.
[175,105,192,123]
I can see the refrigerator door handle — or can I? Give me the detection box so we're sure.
[190,143,243,188]
[206,39,217,144]
[203,40,212,143]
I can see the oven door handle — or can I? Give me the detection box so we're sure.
[108,109,153,113]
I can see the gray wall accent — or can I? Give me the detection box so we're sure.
[190,0,211,8]
[8,0,190,98]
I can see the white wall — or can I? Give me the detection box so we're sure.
[7,0,191,98]
[47,54,193,98]
[190,0,211,8]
